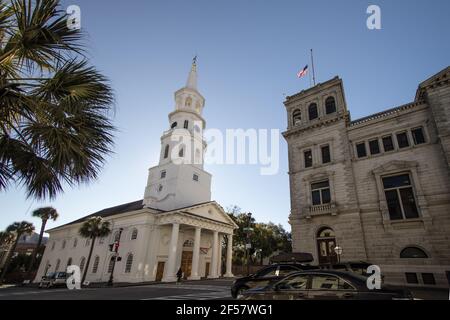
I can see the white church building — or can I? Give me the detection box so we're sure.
[34,61,238,284]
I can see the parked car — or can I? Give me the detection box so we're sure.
[239,270,413,300]
[39,272,68,289]
[231,264,319,299]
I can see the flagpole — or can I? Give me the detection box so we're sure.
[310,49,316,86]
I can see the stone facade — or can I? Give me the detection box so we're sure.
[283,67,450,287]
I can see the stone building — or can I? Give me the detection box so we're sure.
[283,67,450,286]
[34,61,237,284]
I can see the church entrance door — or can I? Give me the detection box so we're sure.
[156,261,165,282]
[181,251,193,279]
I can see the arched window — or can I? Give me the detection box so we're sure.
[171,122,177,129]
[179,147,184,158]
[164,145,169,159]
[92,256,100,273]
[79,257,86,273]
[51,242,55,251]
[55,259,60,272]
[125,253,133,273]
[325,97,336,114]
[308,103,318,120]
[62,240,66,250]
[292,109,302,126]
[85,238,90,247]
[185,97,192,107]
[184,120,189,129]
[317,227,335,239]
[131,228,138,240]
[44,261,50,275]
[73,238,78,248]
[66,257,72,268]
[400,247,428,258]
[107,256,115,273]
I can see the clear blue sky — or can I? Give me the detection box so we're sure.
[1,0,449,233]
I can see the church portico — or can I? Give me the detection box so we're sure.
[157,207,236,283]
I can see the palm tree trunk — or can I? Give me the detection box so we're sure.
[0,235,20,284]
[27,219,46,274]
[81,237,96,285]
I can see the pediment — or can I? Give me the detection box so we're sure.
[372,160,418,175]
[181,202,238,228]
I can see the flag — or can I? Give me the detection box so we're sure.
[297,65,308,78]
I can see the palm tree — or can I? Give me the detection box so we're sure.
[0,221,35,284]
[0,0,115,200]
[0,231,15,271]
[78,216,111,285]
[27,207,58,273]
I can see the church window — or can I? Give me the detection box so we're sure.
[185,97,192,107]
[400,247,428,259]
[160,170,166,179]
[66,257,72,268]
[356,142,367,158]
[369,139,380,155]
[54,259,60,272]
[131,228,138,240]
[157,184,163,192]
[184,120,189,129]
[51,242,55,251]
[412,127,426,145]
[325,97,336,114]
[73,238,78,248]
[179,148,184,158]
[171,122,177,129]
[85,238,90,247]
[321,145,331,164]
[382,135,394,152]
[79,257,86,273]
[164,145,169,159]
[311,180,331,206]
[193,173,199,182]
[382,173,419,220]
[62,240,66,250]
[308,103,318,120]
[396,132,410,148]
[125,253,133,273]
[92,256,100,273]
[292,109,301,126]
[304,150,312,168]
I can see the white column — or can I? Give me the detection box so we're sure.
[162,223,179,282]
[208,230,218,278]
[224,234,234,277]
[189,227,201,280]
[217,234,223,277]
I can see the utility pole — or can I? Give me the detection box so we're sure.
[107,228,123,287]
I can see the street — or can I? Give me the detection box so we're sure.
[0,279,233,300]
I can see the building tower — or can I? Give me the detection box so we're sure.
[143,59,212,211]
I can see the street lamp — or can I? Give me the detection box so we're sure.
[334,245,343,264]
[107,228,123,287]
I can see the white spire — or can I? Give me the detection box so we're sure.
[185,56,198,90]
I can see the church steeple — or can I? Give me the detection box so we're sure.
[143,58,211,211]
[185,56,198,90]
